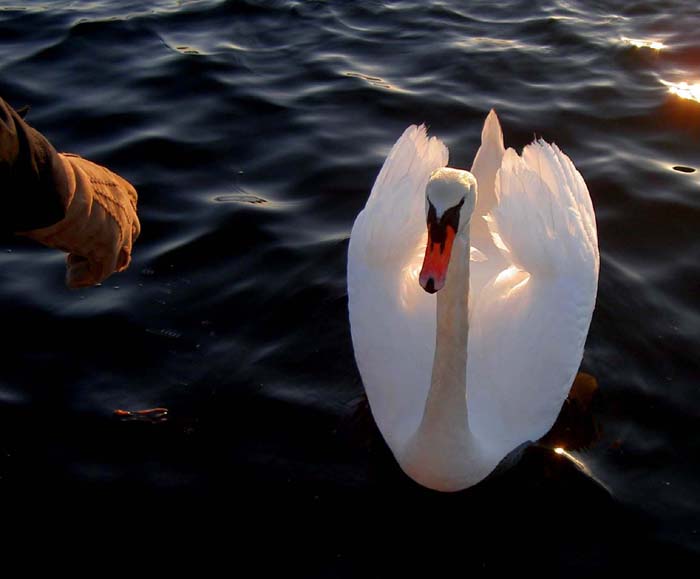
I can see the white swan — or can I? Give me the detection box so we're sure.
[348,111,599,491]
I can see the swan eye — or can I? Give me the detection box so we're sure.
[427,198,465,240]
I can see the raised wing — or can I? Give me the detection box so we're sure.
[488,142,599,278]
[358,125,448,267]
[468,139,599,453]
[348,126,447,451]
[470,109,506,254]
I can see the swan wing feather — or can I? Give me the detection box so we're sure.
[468,137,599,453]
[348,125,447,450]
[488,143,599,278]
[360,125,448,266]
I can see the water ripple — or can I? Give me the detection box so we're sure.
[0,0,698,567]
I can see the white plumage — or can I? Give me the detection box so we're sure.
[348,110,599,491]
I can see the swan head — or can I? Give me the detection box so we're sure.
[419,168,477,294]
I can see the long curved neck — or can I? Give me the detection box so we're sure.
[424,230,470,433]
[400,228,484,491]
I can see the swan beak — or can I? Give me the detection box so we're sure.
[419,222,456,293]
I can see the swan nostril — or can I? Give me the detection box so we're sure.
[424,278,436,294]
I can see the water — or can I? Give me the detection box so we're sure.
[0,0,698,572]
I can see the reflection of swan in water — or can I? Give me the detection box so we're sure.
[348,111,599,491]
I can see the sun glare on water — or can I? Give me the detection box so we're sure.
[662,80,700,104]
[554,447,587,470]
[621,36,666,50]
[618,37,700,104]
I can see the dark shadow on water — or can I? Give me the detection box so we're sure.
[0,388,693,577]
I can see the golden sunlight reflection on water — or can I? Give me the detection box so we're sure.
[662,80,700,104]
[554,446,587,470]
[621,36,666,50]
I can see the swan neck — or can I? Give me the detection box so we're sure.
[399,226,499,491]
[424,230,470,429]
[398,230,476,490]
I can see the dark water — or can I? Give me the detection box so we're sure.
[1,0,699,572]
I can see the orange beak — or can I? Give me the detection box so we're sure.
[419,222,456,294]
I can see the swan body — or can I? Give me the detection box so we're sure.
[348,111,599,491]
